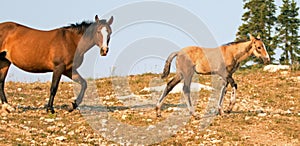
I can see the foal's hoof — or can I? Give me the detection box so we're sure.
[218,108,224,116]
[224,109,233,114]
[155,107,162,118]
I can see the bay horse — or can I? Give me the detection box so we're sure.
[0,15,113,113]
[156,35,270,118]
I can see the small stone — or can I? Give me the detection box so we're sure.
[55,136,67,141]
[258,113,267,117]
[44,118,55,123]
[284,109,292,114]
[121,115,127,120]
[245,116,251,121]
[146,125,156,131]
[17,88,22,92]
[68,131,75,135]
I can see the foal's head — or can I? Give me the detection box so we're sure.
[250,34,270,64]
[94,15,113,56]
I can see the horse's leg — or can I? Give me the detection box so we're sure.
[156,73,182,117]
[227,76,237,113]
[46,64,65,114]
[182,71,195,117]
[0,59,14,112]
[69,70,87,110]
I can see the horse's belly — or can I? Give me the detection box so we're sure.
[12,62,52,73]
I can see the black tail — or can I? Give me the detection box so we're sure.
[161,52,178,79]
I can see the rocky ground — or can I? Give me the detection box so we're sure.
[0,68,299,145]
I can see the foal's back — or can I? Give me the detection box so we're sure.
[178,46,225,74]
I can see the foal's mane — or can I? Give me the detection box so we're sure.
[223,40,248,46]
[62,20,107,34]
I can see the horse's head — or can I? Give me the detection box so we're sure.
[94,15,113,56]
[250,34,270,64]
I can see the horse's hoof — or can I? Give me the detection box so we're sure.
[72,102,78,109]
[46,107,55,114]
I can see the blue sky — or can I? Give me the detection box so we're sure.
[0,0,297,82]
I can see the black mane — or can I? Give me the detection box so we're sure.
[62,20,107,34]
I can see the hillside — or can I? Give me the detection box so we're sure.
[0,68,299,145]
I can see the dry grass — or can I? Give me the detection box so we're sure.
[0,69,299,145]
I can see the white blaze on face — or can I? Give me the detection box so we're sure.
[101,27,108,48]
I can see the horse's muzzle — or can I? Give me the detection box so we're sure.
[100,47,109,56]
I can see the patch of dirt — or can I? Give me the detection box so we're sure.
[0,69,299,145]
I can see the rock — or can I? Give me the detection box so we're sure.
[55,136,67,141]
[146,125,156,131]
[44,118,55,123]
[280,71,289,76]
[263,65,290,72]
[121,115,127,120]
[245,116,251,121]
[258,113,267,117]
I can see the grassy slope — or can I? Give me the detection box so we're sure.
[0,69,299,145]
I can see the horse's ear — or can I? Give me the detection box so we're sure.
[107,16,114,25]
[95,15,100,22]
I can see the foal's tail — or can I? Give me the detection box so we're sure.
[161,51,178,79]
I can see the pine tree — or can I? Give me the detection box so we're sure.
[236,0,277,64]
[276,0,300,65]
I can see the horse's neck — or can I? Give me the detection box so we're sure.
[63,27,95,56]
[231,41,253,63]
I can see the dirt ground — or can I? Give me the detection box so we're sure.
[0,68,299,145]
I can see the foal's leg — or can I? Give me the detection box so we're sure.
[182,71,196,117]
[227,76,237,113]
[46,64,66,114]
[0,59,14,112]
[218,79,228,115]
[156,74,182,117]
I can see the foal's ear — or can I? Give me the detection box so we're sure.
[249,34,255,41]
[257,34,261,39]
[107,16,114,25]
[95,15,100,22]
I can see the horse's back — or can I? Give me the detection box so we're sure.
[0,21,75,72]
[0,22,19,48]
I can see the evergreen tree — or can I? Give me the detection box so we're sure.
[236,0,277,64]
[276,0,300,65]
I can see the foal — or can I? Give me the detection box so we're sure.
[156,35,270,117]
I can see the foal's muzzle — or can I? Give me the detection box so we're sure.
[100,47,109,56]
[262,57,270,64]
